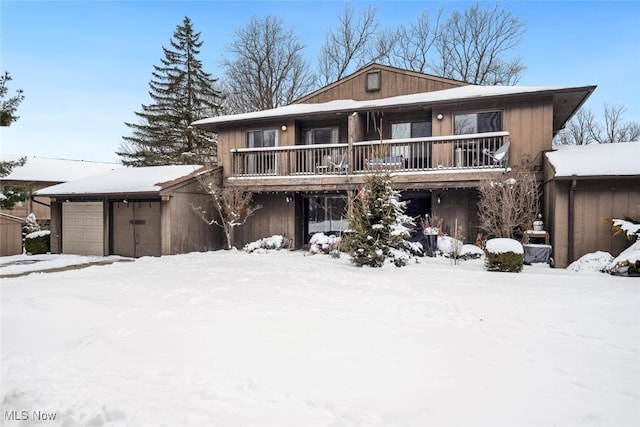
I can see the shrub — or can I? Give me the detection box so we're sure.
[484,238,523,272]
[309,233,341,255]
[25,230,50,255]
[243,235,290,253]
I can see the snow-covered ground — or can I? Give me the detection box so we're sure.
[1,250,639,427]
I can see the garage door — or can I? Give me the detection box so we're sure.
[112,201,161,257]
[62,202,104,256]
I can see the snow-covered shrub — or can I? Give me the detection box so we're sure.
[567,251,613,273]
[309,233,341,255]
[343,172,417,268]
[437,236,464,258]
[24,230,50,255]
[607,240,640,277]
[484,238,524,272]
[243,235,290,253]
[459,244,485,260]
[23,213,40,236]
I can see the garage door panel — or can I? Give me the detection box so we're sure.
[63,202,104,256]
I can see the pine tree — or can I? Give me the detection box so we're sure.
[118,17,223,166]
[0,71,24,127]
[344,172,416,267]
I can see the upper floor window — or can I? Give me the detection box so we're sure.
[366,71,381,91]
[454,111,502,135]
[391,121,431,139]
[304,127,339,145]
[247,129,278,148]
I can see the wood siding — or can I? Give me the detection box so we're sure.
[550,178,640,268]
[297,65,467,104]
[234,193,296,248]
[0,215,23,256]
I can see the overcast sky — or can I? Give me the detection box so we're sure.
[1,1,639,163]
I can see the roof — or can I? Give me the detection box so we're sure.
[34,165,208,197]
[2,155,121,182]
[545,142,640,178]
[193,84,596,133]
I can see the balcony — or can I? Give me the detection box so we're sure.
[230,132,510,179]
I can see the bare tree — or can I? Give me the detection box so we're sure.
[191,169,262,250]
[556,104,640,145]
[478,171,540,239]
[433,3,526,85]
[392,10,443,73]
[221,15,316,113]
[317,5,384,85]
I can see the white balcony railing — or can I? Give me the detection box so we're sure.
[230,131,510,177]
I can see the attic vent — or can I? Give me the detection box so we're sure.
[366,71,381,91]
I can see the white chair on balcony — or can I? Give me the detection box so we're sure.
[326,153,348,174]
[482,141,510,170]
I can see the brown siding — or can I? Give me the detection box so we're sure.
[551,178,640,268]
[166,180,223,254]
[234,194,296,249]
[298,66,466,104]
[0,180,59,222]
[0,216,23,256]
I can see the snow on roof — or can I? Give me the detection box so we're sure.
[34,165,203,196]
[2,155,122,182]
[192,85,569,127]
[546,142,640,177]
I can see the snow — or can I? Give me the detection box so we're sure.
[485,237,524,254]
[546,141,640,177]
[1,155,121,182]
[33,165,202,196]
[0,254,128,276]
[1,250,638,426]
[608,239,640,270]
[613,219,640,237]
[567,251,615,273]
[25,230,50,239]
[193,85,575,128]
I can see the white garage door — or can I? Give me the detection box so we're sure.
[62,202,104,256]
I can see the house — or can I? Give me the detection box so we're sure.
[544,142,640,268]
[0,156,120,256]
[191,63,595,253]
[34,165,223,257]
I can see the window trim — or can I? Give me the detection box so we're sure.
[365,71,381,92]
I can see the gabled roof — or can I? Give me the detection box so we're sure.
[545,142,640,178]
[35,165,210,197]
[2,156,121,182]
[193,84,596,133]
[293,63,468,104]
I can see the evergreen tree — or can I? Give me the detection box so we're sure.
[0,71,24,127]
[118,17,223,166]
[344,172,416,267]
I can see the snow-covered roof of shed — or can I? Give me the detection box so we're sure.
[34,165,204,196]
[545,142,640,177]
[2,155,122,182]
[192,85,586,128]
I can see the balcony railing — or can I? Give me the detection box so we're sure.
[230,131,510,177]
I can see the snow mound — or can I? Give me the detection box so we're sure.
[567,251,614,273]
[437,236,463,256]
[460,244,485,259]
[309,233,341,255]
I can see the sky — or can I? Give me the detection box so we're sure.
[1,0,639,163]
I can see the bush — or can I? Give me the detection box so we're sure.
[243,235,290,253]
[25,230,50,255]
[484,238,523,272]
[309,233,342,255]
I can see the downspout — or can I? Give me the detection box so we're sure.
[568,176,577,264]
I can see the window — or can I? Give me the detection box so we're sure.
[307,195,348,238]
[454,111,502,135]
[246,129,278,174]
[366,71,381,91]
[304,127,339,145]
[391,121,432,168]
